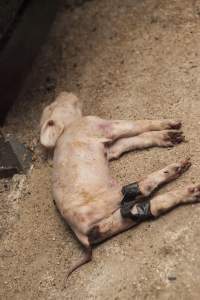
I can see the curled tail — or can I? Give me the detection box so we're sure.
[64,247,92,287]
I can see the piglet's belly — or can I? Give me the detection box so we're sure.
[53,187,122,235]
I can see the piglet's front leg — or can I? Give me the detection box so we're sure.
[107,130,185,160]
[99,119,181,141]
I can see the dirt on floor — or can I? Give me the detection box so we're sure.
[1,0,200,299]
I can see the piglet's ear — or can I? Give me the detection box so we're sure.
[40,119,64,148]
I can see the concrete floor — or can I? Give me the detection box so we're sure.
[1,0,200,299]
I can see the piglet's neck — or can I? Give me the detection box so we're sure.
[63,114,82,130]
[64,111,82,129]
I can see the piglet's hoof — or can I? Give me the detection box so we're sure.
[168,120,182,130]
[164,131,185,146]
[187,184,200,202]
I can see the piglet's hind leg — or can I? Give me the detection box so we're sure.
[150,184,200,217]
[89,183,200,245]
[88,159,191,245]
[121,159,191,206]
[120,159,191,218]
[138,158,191,197]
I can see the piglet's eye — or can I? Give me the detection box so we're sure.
[47,120,54,126]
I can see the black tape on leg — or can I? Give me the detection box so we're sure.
[122,182,142,199]
[131,200,153,222]
[120,182,143,219]
[120,182,153,222]
[121,182,142,204]
[120,199,154,222]
[120,201,135,219]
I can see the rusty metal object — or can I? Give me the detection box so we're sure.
[0,132,32,178]
[0,0,58,124]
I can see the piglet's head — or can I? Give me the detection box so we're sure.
[40,92,82,148]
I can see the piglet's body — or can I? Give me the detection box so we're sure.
[53,116,122,245]
[40,92,200,278]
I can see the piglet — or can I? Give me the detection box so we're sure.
[40,92,200,281]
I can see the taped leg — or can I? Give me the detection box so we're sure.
[88,184,200,245]
[121,198,153,221]
[120,159,191,216]
[107,130,185,160]
[88,198,154,245]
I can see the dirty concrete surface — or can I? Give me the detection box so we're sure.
[1,0,200,299]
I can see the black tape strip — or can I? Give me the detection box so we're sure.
[132,200,153,222]
[120,199,154,222]
[121,182,142,204]
[120,182,154,222]
[120,182,142,218]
